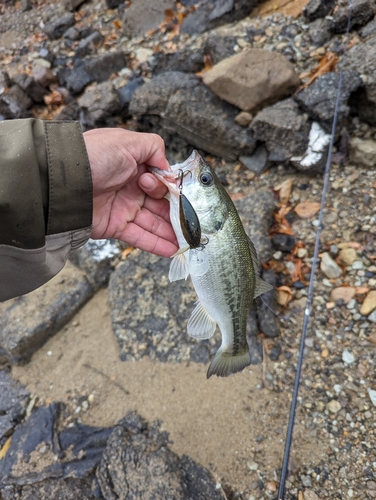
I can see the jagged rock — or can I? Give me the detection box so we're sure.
[54,101,81,120]
[327,0,375,33]
[122,0,176,38]
[291,121,331,174]
[203,48,300,113]
[117,77,144,115]
[0,85,32,119]
[294,70,362,131]
[349,137,376,168]
[202,34,238,64]
[0,371,29,447]
[83,51,127,82]
[152,46,205,75]
[69,239,122,288]
[43,13,76,39]
[308,18,332,46]
[78,82,122,125]
[359,17,376,37]
[239,144,271,175]
[303,0,335,21]
[130,72,256,159]
[181,0,260,35]
[96,412,226,500]
[13,73,47,103]
[75,30,104,57]
[0,262,94,365]
[250,99,310,162]
[64,65,93,94]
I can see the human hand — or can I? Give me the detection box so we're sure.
[83,128,178,257]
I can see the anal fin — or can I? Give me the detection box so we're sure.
[187,300,216,340]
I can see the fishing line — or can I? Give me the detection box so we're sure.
[277,3,353,498]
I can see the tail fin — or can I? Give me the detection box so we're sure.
[207,348,251,379]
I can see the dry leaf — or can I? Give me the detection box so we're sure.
[294,201,321,219]
[274,179,293,205]
[44,89,65,108]
[230,192,246,201]
[273,206,294,235]
[297,52,338,91]
[276,286,293,307]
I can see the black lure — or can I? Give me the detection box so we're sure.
[177,169,203,249]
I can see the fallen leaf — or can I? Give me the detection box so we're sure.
[0,436,12,460]
[274,179,293,205]
[230,192,246,201]
[276,286,293,307]
[273,206,294,235]
[294,201,321,219]
[297,52,339,90]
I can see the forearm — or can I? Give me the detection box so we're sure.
[0,119,92,301]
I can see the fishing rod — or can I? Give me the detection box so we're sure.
[276,3,353,498]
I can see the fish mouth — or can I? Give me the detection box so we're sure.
[149,150,201,192]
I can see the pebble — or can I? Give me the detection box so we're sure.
[368,309,376,322]
[342,349,355,364]
[330,286,355,304]
[360,290,376,316]
[368,388,376,407]
[339,247,357,265]
[327,400,341,413]
[320,252,342,279]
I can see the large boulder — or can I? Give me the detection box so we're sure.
[203,48,300,113]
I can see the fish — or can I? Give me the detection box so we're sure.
[150,151,272,378]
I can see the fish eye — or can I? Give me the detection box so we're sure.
[200,172,213,186]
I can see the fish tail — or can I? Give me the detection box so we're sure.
[206,348,251,379]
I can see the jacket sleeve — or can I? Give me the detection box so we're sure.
[0,118,93,302]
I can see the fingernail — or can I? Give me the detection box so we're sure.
[141,175,157,190]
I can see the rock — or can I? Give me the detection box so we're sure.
[69,239,121,288]
[83,51,127,82]
[348,137,376,168]
[320,252,342,279]
[359,17,376,37]
[203,34,238,64]
[257,270,280,339]
[0,262,94,365]
[304,490,321,500]
[54,101,81,120]
[327,400,341,413]
[152,45,205,75]
[108,251,221,365]
[290,121,331,174]
[122,0,176,38]
[97,412,225,500]
[342,349,356,364]
[1,478,97,500]
[272,233,296,252]
[43,13,76,40]
[328,0,376,33]
[65,0,87,9]
[330,286,356,304]
[203,48,300,113]
[0,71,11,95]
[78,82,122,126]
[0,85,32,119]
[239,145,271,175]
[20,0,32,12]
[0,371,29,446]
[250,99,310,162]
[130,72,256,160]
[369,309,376,322]
[75,30,104,57]
[106,0,122,7]
[338,247,357,265]
[360,290,376,315]
[294,70,362,132]
[303,0,335,21]
[64,65,93,94]
[13,73,47,103]
[32,65,57,87]
[368,388,376,406]
[63,26,81,40]
[181,0,259,35]
[117,77,144,115]
[235,111,253,127]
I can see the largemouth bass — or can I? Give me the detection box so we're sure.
[151,151,272,378]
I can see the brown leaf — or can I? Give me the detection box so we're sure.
[294,201,321,219]
[297,52,338,91]
[273,206,294,235]
[276,286,293,307]
[274,179,293,205]
[229,192,246,201]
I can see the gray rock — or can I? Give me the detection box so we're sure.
[181,0,260,35]
[203,34,238,64]
[54,101,80,121]
[0,262,94,365]
[152,46,205,75]
[308,18,332,46]
[96,412,226,500]
[203,48,300,113]
[122,0,176,38]
[63,26,81,40]
[359,17,376,37]
[328,0,375,33]
[130,72,256,159]
[78,81,122,125]
[117,77,144,114]
[239,145,271,175]
[1,478,96,500]
[20,0,32,12]
[69,239,122,288]
[108,251,221,365]
[303,0,335,21]
[43,13,76,40]
[75,30,104,57]
[272,233,296,252]
[250,99,310,162]
[348,137,376,168]
[83,51,127,82]
[320,252,342,279]
[13,73,47,103]
[0,85,33,119]
[345,33,376,108]
[0,71,11,95]
[64,65,93,94]
[0,371,29,446]
[294,70,362,131]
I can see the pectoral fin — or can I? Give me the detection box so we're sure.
[169,252,189,282]
[187,300,216,340]
[253,276,273,298]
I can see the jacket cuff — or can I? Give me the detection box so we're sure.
[43,121,93,235]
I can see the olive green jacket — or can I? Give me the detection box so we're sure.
[0,119,92,302]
